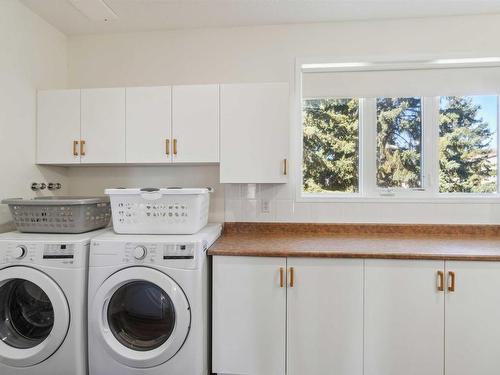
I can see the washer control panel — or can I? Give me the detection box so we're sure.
[12,245,27,259]
[43,243,76,260]
[0,241,84,267]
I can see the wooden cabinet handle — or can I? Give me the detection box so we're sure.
[173,139,178,155]
[289,267,294,287]
[283,158,288,175]
[165,139,170,155]
[448,271,456,292]
[73,140,79,156]
[80,140,86,156]
[279,267,284,288]
[437,270,444,292]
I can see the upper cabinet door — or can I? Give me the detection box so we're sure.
[37,90,81,164]
[220,83,289,183]
[287,258,363,375]
[445,261,500,375]
[126,86,172,163]
[212,256,286,375]
[172,85,219,163]
[364,259,445,375]
[81,88,126,164]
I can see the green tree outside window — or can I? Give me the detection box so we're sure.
[303,98,359,193]
[439,96,497,193]
[302,95,497,195]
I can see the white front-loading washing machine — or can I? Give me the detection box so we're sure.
[88,223,222,375]
[0,229,108,375]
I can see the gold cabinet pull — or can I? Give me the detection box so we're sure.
[437,270,444,292]
[448,271,456,292]
[73,140,79,156]
[279,267,284,288]
[289,267,294,287]
[173,139,178,155]
[283,158,288,175]
[80,140,86,156]
[165,139,170,155]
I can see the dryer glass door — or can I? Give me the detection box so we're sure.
[107,280,176,351]
[92,267,191,368]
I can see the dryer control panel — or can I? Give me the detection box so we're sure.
[91,240,203,270]
[123,241,199,269]
[89,223,221,270]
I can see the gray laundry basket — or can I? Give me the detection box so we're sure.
[2,196,111,233]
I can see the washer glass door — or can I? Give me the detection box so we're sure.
[0,279,54,349]
[0,266,70,367]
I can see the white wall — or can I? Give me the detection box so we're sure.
[66,165,224,224]
[0,0,69,232]
[67,14,500,224]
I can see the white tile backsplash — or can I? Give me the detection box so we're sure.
[226,183,500,224]
[258,184,277,200]
[224,199,242,222]
[275,199,294,221]
[241,183,258,200]
[224,184,242,200]
[256,198,277,222]
[274,182,295,200]
[293,201,313,222]
[241,199,259,222]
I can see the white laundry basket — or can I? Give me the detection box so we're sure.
[106,188,211,234]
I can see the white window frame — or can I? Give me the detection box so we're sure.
[294,57,500,203]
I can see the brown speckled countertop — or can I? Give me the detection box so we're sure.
[208,223,500,261]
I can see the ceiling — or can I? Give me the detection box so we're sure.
[21,0,500,36]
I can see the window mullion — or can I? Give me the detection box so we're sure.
[361,98,377,197]
[497,96,500,194]
[422,96,439,197]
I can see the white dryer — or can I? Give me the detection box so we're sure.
[88,223,222,375]
[0,229,108,375]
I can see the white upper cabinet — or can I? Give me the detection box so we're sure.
[172,85,219,163]
[37,90,81,164]
[80,88,126,164]
[445,261,500,375]
[287,258,363,375]
[37,82,285,172]
[220,83,289,183]
[126,86,172,163]
[212,256,286,375]
[364,259,445,375]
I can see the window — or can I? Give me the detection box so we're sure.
[302,97,359,193]
[439,96,498,193]
[299,60,500,200]
[376,97,422,189]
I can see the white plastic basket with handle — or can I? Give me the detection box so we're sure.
[105,187,211,234]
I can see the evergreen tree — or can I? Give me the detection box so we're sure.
[439,96,496,193]
[302,96,496,194]
[302,98,359,192]
[376,97,422,188]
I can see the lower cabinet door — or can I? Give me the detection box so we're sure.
[287,258,364,375]
[445,261,500,375]
[212,256,286,375]
[364,259,445,375]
